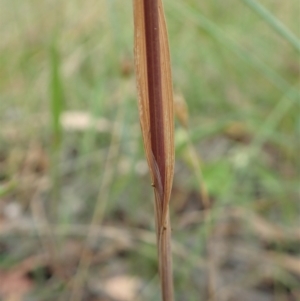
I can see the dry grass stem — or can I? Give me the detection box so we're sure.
[69,105,123,301]
[133,0,175,299]
[30,192,65,280]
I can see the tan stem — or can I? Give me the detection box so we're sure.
[158,208,174,301]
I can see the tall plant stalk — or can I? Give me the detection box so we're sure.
[133,0,175,300]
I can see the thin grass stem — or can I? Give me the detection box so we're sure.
[241,0,300,52]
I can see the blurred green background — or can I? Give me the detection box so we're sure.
[0,0,299,300]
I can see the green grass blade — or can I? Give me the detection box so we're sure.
[0,181,16,198]
[241,0,300,52]
[50,43,64,147]
[169,1,299,101]
[49,42,64,220]
[251,86,298,152]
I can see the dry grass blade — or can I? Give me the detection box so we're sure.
[133,0,175,300]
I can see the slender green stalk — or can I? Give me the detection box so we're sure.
[50,43,63,151]
[50,42,64,221]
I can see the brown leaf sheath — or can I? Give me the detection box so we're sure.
[134,0,174,225]
[143,0,166,201]
[158,0,174,227]
[134,0,175,300]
